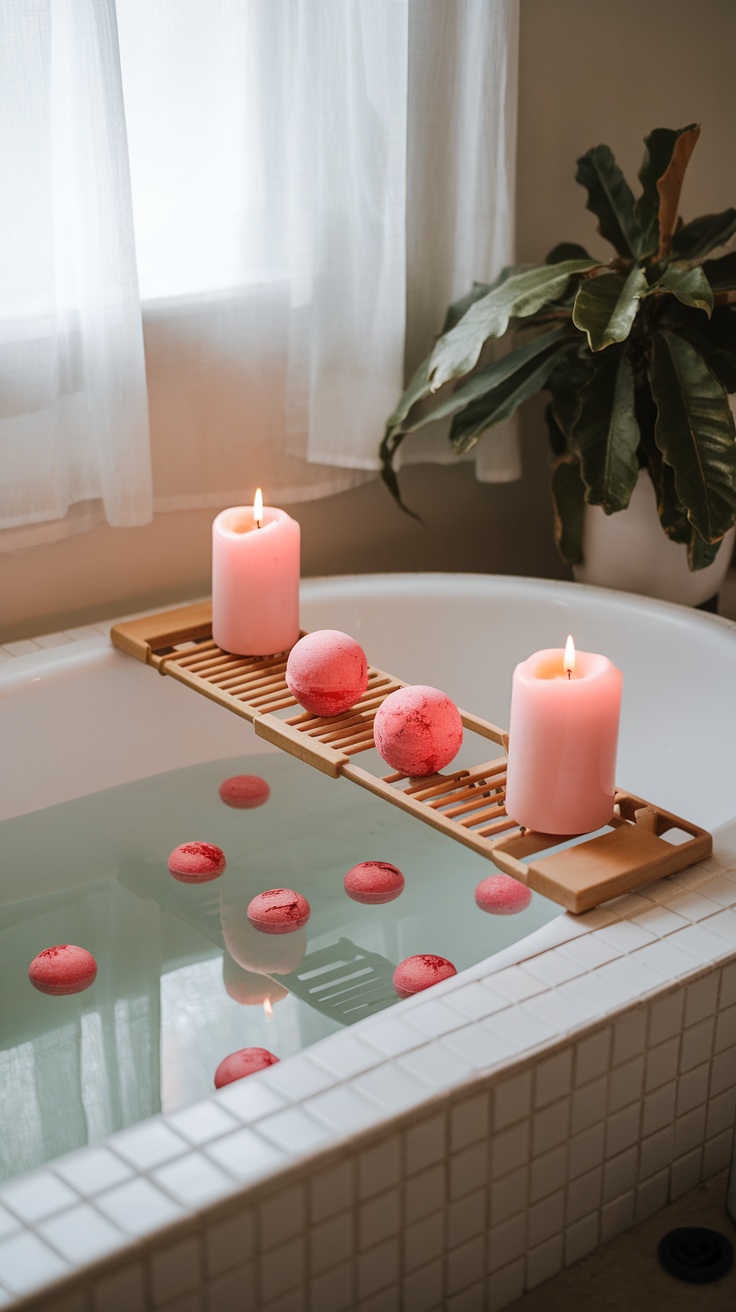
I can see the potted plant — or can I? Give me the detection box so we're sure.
[380,124,736,602]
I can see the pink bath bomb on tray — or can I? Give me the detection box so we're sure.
[214,1046,279,1088]
[29,945,97,996]
[475,873,532,915]
[374,685,463,777]
[286,629,368,716]
[218,774,271,809]
[168,842,226,883]
[344,861,405,905]
[393,954,457,998]
[247,888,311,934]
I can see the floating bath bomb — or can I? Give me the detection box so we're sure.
[221,894,308,974]
[247,887,311,935]
[344,861,405,905]
[29,945,97,996]
[214,1046,280,1089]
[167,842,226,884]
[286,629,368,716]
[475,873,532,915]
[222,953,289,1008]
[393,954,457,999]
[373,685,463,777]
[218,774,271,809]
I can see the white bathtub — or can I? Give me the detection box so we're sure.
[1,574,736,1312]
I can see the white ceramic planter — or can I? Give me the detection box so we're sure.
[574,470,736,606]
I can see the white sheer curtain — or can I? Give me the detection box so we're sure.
[1,0,519,547]
[0,0,151,548]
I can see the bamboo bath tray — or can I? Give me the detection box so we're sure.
[111,603,712,914]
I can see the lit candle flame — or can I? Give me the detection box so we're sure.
[263,996,274,1020]
[564,634,576,679]
[254,487,263,529]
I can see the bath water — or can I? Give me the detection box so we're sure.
[0,751,561,1180]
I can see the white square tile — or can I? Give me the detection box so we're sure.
[528,1189,565,1247]
[718,961,736,1008]
[490,1120,530,1179]
[649,988,685,1043]
[310,1160,353,1224]
[595,922,655,953]
[0,1231,68,1294]
[450,1144,488,1202]
[715,1003,736,1053]
[571,1076,607,1135]
[605,1104,640,1158]
[111,1120,188,1171]
[703,1129,735,1177]
[489,1166,528,1226]
[645,1037,679,1092]
[403,999,469,1039]
[486,1258,524,1312]
[596,956,666,998]
[260,1055,337,1102]
[636,1169,669,1221]
[93,1265,146,1312]
[640,1126,674,1180]
[669,924,734,962]
[568,1124,605,1180]
[450,1092,489,1152]
[607,892,653,917]
[309,1258,354,1312]
[205,1261,256,1312]
[259,1184,305,1251]
[612,1011,647,1066]
[42,1293,90,1312]
[526,1232,564,1290]
[359,1189,400,1250]
[608,1056,644,1112]
[446,1233,484,1297]
[493,1070,532,1129]
[525,988,596,1031]
[638,939,703,980]
[698,876,736,908]
[167,1101,241,1147]
[600,1191,635,1243]
[398,1043,473,1092]
[359,1135,401,1197]
[530,1145,566,1203]
[402,1258,443,1312]
[532,1099,570,1156]
[96,1177,183,1236]
[574,1028,611,1087]
[1,1171,78,1223]
[603,1147,637,1203]
[150,1235,202,1305]
[674,1106,707,1157]
[403,1210,444,1274]
[310,1081,390,1128]
[643,1082,676,1137]
[351,1066,429,1115]
[404,1115,445,1177]
[0,1209,18,1242]
[357,1237,399,1301]
[312,1034,382,1080]
[447,1188,486,1249]
[259,1236,305,1302]
[310,1210,354,1275]
[482,966,547,1003]
[34,630,74,648]
[707,1088,736,1139]
[677,1064,710,1117]
[710,1045,736,1097]
[684,973,720,1026]
[404,1164,446,1225]
[2,638,41,655]
[359,1287,401,1312]
[524,951,586,987]
[632,905,689,937]
[670,1148,703,1199]
[214,1078,286,1123]
[487,1211,525,1274]
[153,1152,234,1206]
[38,1204,126,1264]
[680,1018,715,1073]
[565,1165,602,1223]
[534,1050,573,1108]
[485,1005,558,1052]
[666,890,723,922]
[703,907,736,941]
[559,935,622,971]
[445,983,509,1021]
[204,1208,254,1277]
[442,1020,515,1069]
[565,1214,599,1266]
[205,1128,287,1182]
[361,1017,426,1059]
[563,973,631,1014]
[54,1147,133,1196]
[257,1107,332,1155]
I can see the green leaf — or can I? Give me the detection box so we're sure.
[548,347,597,438]
[656,265,713,316]
[572,267,648,351]
[441,280,496,333]
[449,338,572,454]
[652,125,701,260]
[544,402,568,457]
[378,425,423,521]
[575,144,641,259]
[688,531,721,570]
[427,259,599,390]
[671,208,736,261]
[572,349,640,512]
[702,251,736,293]
[384,354,435,436]
[671,306,736,392]
[635,125,699,258]
[551,458,586,564]
[546,242,592,264]
[649,330,736,542]
[657,461,692,543]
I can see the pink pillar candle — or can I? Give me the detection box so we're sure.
[212,503,300,655]
[504,645,622,835]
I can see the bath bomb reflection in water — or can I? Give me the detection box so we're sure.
[393,954,457,998]
[286,629,368,716]
[475,874,532,915]
[247,888,310,935]
[374,685,463,777]
[167,842,226,883]
[222,952,289,1008]
[221,892,307,974]
[218,774,271,809]
[344,861,405,904]
[28,945,97,996]
[214,1047,280,1088]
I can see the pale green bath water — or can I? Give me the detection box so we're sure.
[0,752,561,1180]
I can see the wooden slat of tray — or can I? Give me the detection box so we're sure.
[110,603,713,913]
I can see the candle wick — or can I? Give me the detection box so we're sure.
[567,670,571,680]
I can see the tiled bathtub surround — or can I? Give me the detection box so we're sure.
[1,839,735,1312]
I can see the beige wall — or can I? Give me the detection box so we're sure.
[2,0,735,641]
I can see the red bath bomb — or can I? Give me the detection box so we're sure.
[393,954,457,999]
[214,1047,280,1088]
[218,775,271,809]
[475,874,532,915]
[247,888,311,934]
[344,861,405,905]
[221,894,308,974]
[29,945,97,996]
[374,685,463,777]
[168,842,226,883]
[286,629,368,716]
